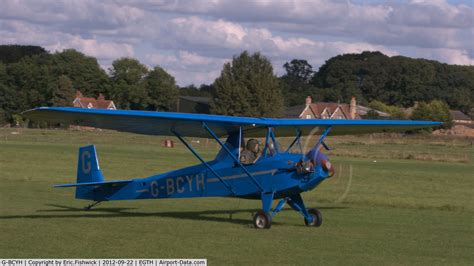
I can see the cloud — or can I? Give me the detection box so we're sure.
[0,0,145,31]
[0,20,134,60]
[413,47,474,65]
[146,50,229,85]
[58,37,134,60]
[163,16,397,63]
[0,0,472,86]
[136,0,473,51]
[389,0,473,28]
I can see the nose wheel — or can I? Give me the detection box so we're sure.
[304,208,322,227]
[253,211,272,229]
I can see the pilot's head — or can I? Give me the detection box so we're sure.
[246,139,260,153]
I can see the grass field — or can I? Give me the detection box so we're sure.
[0,128,473,265]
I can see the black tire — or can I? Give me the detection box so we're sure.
[253,211,272,229]
[304,208,322,227]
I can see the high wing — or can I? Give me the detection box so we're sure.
[22,107,442,138]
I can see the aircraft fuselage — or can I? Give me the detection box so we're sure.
[82,153,330,202]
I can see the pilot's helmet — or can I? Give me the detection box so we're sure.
[246,139,260,153]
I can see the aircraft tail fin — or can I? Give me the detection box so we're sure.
[54,145,105,200]
[76,145,104,184]
[74,145,104,200]
[55,145,133,201]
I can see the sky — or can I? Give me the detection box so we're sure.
[0,0,473,86]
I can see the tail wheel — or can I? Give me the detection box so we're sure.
[304,208,322,227]
[253,211,272,229]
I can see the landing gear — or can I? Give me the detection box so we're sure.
[304,208,322,227]
[84,201,102,210]
[255,193,322,228]
[253,211,272,229]
[286,194,323,228]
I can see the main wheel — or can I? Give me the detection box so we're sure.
[253,211,272,229]
[304,208,322,227]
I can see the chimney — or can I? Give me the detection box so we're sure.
[350,96,357,119]
[76,90,83,98]
[305,96,312,106]
[98,93,105,101]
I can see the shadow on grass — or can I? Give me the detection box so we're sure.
[0,203,348,226]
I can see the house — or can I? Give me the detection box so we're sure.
[285,96,389,119]
[450,110,473,128]
[71,91,116,130]
[73,91,116,110]
[404,102,473,129]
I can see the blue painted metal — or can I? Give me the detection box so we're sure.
[321,141,332,151]
[23,107,443,138]
[319,126,332,145]
[261,126,271,158]
[285,129,301,153]
[269,128,279,154]
[271,198,287,217]
[202,122,265,193]
[76,145,104,184]
[21,106,442,226]
[261,192,275,213]
[307,126,332,162]
[287,194,313,223]
[54,179,132,188]
[172,130,235,195]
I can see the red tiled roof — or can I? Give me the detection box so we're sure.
[73,93,115,110]
[307,102,360,119]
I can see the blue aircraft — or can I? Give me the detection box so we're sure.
[23,107,440,229]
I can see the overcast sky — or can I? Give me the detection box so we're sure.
[0,0,473,86]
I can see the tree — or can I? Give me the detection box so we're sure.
[410,100,453,130]
[211,51,283,117]
[368,100,407,119]
[180,84,212,97]
[0,81,25,124]
[365,109,381,119]
[52,49,111,97]
[50,75,75,107]
[0,62,11,124]
[109,58,149,110]
[0,45,47,64]
[283,59,314,83]
[6,53,56,112]
[311,51,474,113]
[144,66,178,111]
[280,59,320,107]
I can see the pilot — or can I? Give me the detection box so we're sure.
[240,139,261,164]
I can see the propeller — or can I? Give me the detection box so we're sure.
[300,127,335,176]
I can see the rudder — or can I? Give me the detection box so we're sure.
[77,145,104,184]
[76,145,104,200]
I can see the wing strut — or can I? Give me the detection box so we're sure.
[285,128,302,153]
[172,130,235,195]
[202,122,265,193]
[306,126,332,161]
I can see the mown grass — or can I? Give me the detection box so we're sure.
[0,128,473,265]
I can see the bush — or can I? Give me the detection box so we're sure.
[410,100,452,130]
[368,100,407,119]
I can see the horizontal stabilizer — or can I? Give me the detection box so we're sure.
[54,179,133,188]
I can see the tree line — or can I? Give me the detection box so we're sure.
[0,45,178,125]
[0,45,472,127]
[280,51,473,115]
